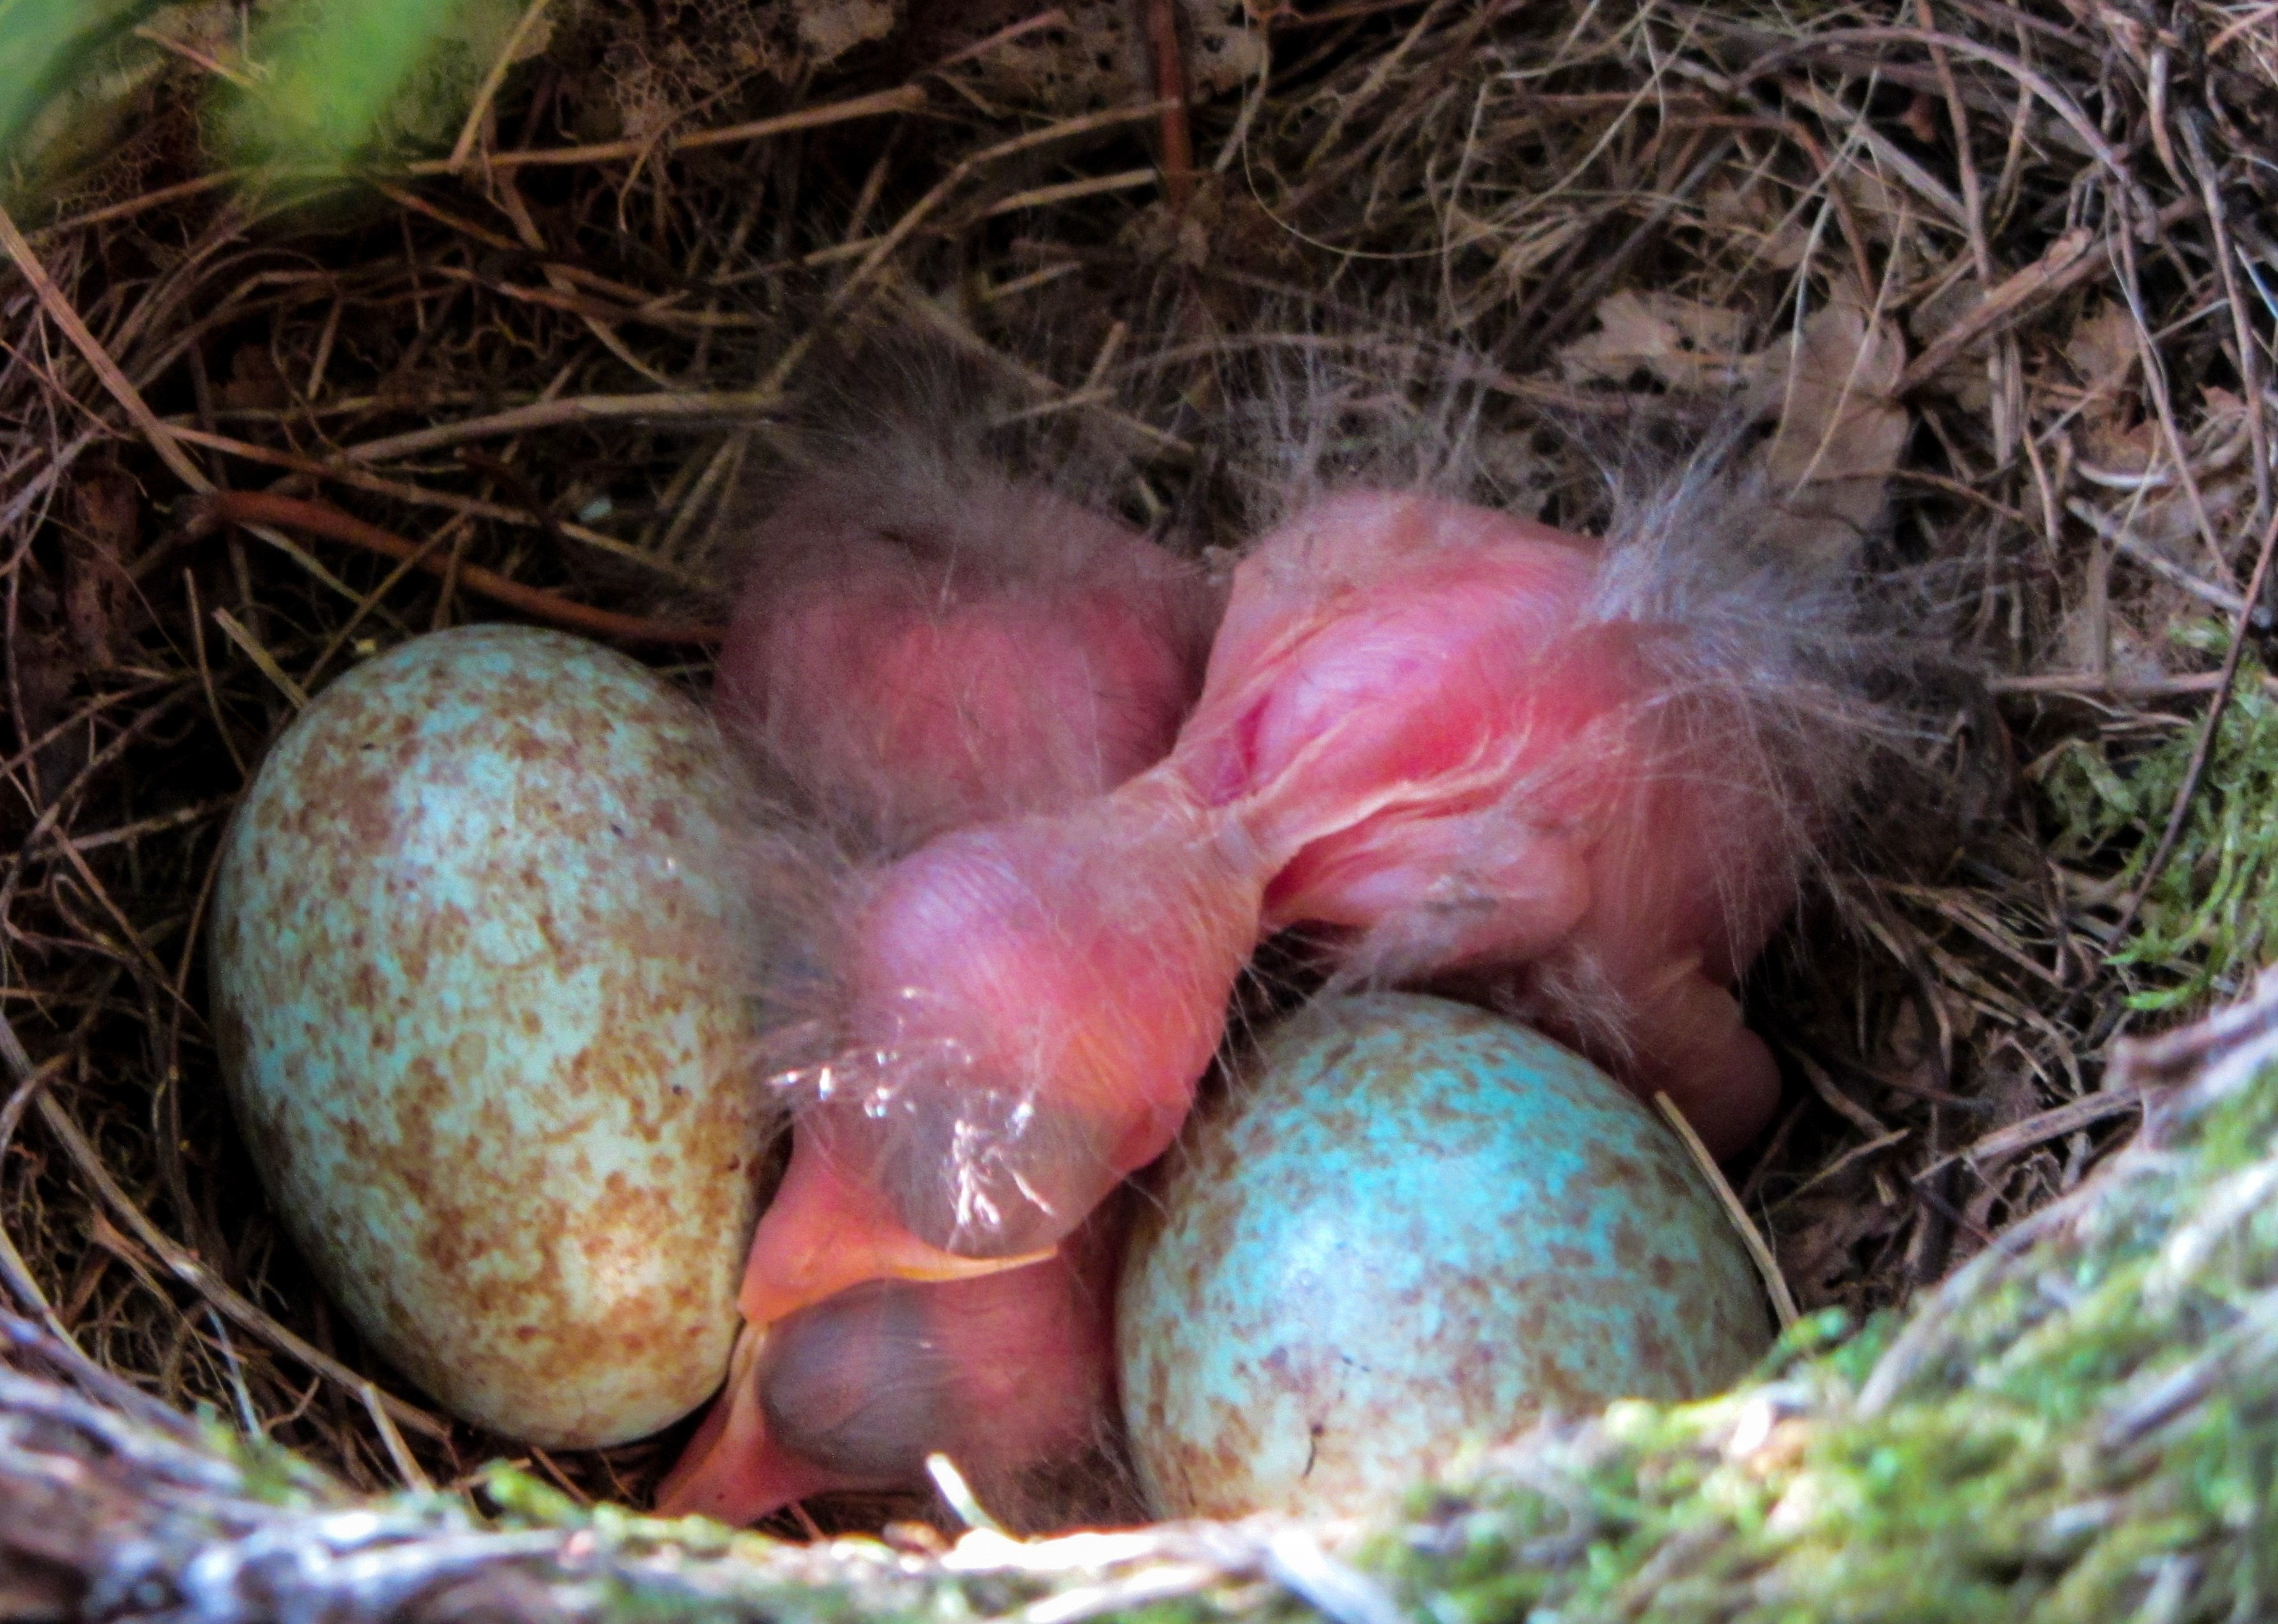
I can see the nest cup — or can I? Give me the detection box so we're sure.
[3,0,2277,1608]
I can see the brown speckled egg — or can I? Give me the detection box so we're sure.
[210,625,779,1448]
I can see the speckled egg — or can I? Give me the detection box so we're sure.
[210,625,779,1448]
[1119,992,1772,1519]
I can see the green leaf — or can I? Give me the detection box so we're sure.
[0,0,165,159]
[224,0,474,167]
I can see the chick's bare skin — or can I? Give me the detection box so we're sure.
[1177,491,1797,1155]
[714,468,1214,851]
[738,773,1262,1323]
[695,441,1211,1525]
[659,1217,1123,1529]
[735,485,1818,1341]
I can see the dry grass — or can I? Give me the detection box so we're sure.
[1,0,2274,1526]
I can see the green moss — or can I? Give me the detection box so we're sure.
[479,1461,590,1526]
[2043,648,2278,1012]
[208,1408,349,1508]
[1364,1051,2278,1623]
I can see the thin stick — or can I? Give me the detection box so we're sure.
[0,697,198,929]
[448,0,555,172]
[1989,671,2278,699]
[525,1446,593,1505]
[1914,0,2010,457]
[1656,1093,1800,1330]
[2068,497,2254,619]
[1915,1089,2145,1181]
[195,492,723,646]
[361,1381,436,1491]
[928,1453,1007,1534]
[305,520,455,686]
[0,201,211,493]
[339,390,779,462]
[24,1081,451,1441]
[211,607,312,708]
[829,101,1175,315]
[981,168,1159,217]
[159,425,706,588]
[0,197,395,660]
[2106,507,2278,949]
[185,573,250,778]
[1147,0,1196,211]
[2179,112,2271,534]
[406,84,928,173]
[932,8,1071,66]
[1896,196,2201,393]
[1780,1128,1913,1203]
[34,172,241,238]
[1737,27,2132,186]
[0,1040,75,1341]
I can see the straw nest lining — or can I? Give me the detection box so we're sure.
[0,0,2274,1558]
[6,959,2277,1621]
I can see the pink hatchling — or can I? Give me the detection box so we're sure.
[735,485,1845,1329]
[668,430,1214,1523]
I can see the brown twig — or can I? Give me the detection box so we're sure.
[0,1009,448,1442]
[155,426,705,588]
[401,84,929,172]
[191,492,722,647]
[1147,0,1197,213]
[0,202,210,494]
[2176,111,2271,535]
[1896,195,2202,393]
[1655,1093,1800,1330]
[337,391,781,464]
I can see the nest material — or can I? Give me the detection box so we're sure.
[0,0,2275,1572]
[8,968,2278,1622]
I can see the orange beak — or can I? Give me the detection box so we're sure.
[738,1127,1057,1326]
[655,1323,836,1525]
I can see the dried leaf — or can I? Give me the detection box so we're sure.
[2066,301,2142,391]
[915,0,1261,114]
[1554,289,1747,391]
[1703,182,1811,270]
[64,466,136,671]
[2079,414,2160,482]
[795,0,897,61]
[1907,277,1983,347]
[1906,278,1994,411]
[218,345,291,413]
[1745,296,1910,566]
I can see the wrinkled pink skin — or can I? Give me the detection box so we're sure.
[680,471,1211,1525]
[737,774,1262,1323]
[659,1216,1123,1529]
[1177,492,1787,1156]
[735,490,1798,1342]
[713,473,1212,849]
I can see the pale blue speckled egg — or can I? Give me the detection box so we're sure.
[210,625,778,1448]
[1119,992,1771,1518]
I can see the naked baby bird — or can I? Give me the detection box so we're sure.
[665,381,1216,1527]
[711,426,1216,851]
[737,454,1871,1328]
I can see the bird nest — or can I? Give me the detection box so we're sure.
[3,0,2277,1614]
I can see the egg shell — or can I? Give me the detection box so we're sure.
[210,625,776,1448]
[1118,991,1772,1519]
